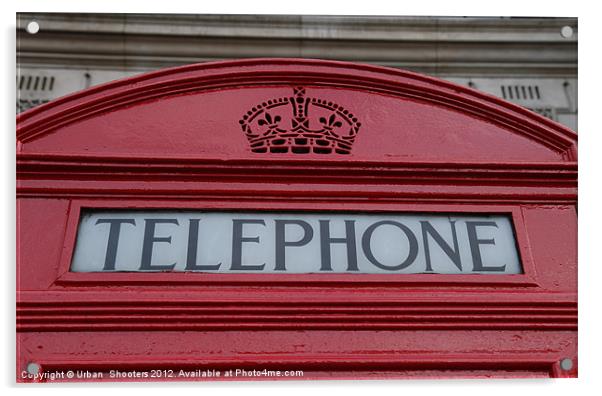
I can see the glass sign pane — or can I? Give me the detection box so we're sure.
[70,211,522,274]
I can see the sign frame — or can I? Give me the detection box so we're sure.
[53,199,538,288]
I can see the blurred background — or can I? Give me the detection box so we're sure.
[16,13,577,131]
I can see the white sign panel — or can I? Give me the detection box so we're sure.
[70,211,522,274]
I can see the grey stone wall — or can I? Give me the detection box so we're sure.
[16,13,577,131]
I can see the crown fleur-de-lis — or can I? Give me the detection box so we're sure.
[257,112,281,128]
[319,114,343,130]
[239,87,362,155]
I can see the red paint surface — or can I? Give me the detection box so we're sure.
[16,59,577,381]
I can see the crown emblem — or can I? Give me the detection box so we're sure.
[239,87,361,154]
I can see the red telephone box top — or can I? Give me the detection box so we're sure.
[17,59,577,381]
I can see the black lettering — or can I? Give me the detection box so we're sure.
[466,221,506,272]
[421,220,462,272]
[274,220,313,271]
[186,219,221,271]
[319,220,358,271]
[362,220,418,271]
[95,218,136,271]
[140,219,179,271]
[231,219,266,270]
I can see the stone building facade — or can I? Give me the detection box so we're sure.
[16,13,578,131]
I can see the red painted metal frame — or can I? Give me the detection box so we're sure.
[16,59,578,382]
[54,200,538,288]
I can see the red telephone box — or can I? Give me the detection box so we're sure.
[16,59,577,381]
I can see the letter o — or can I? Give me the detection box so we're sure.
[361,220,419,271]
